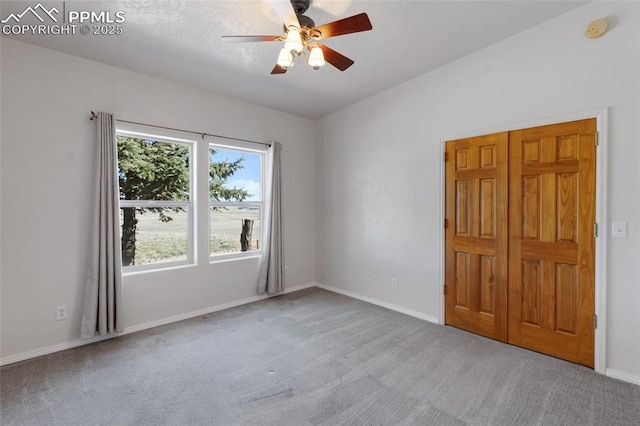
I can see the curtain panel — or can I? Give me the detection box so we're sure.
[258,142,283,295]
[81,112,124,338]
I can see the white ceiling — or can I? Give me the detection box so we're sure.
[2,1,587,118]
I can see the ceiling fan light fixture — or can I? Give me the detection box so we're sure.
[222,2,373,75]
[284,26,303,54]
[277,47,294,69]
[308,46,325,69]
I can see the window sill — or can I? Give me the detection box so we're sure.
[123,261,195,276]
[209,252,262,264]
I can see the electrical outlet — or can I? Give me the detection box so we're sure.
[56,305,68,321]
[366,271,372,282]
[392,278,399,289]
[284,266,290,275]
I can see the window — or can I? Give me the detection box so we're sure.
[117,131,194,271]
[116,126,264,272]
[209,145,263,258]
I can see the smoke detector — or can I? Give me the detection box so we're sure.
[585,19,608,39]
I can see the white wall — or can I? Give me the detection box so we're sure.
[317,1,640,380]
[0,38,317,360]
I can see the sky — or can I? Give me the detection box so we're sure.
[210,148,261,201]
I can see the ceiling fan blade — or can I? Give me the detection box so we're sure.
[271,64,288,75]
[222,35,281,43]
[312,13,372,39]
[270,0,300,29]
[317,43,354,71]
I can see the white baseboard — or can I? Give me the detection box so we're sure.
[606,368,640,386]
[315,282,440,324]
[0,334,116,366]
[0,282,316,367]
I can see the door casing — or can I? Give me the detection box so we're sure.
[438,108,609,374]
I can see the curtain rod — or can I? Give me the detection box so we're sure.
[89,111,271,147]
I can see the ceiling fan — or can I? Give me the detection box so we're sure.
[222,0,373,74]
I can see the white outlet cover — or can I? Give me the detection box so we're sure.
[611,222,628,239]
[56,305,68,320]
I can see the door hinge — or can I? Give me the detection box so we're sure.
[444,152,448,162]
[443,285,446,295]
[594,223,598,238]
[595,132,599,146]
[444,218,449,229]
[594,314,598,329]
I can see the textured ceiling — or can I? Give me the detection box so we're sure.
[1,1,587,118]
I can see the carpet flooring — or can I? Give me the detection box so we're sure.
[1,287,639,425]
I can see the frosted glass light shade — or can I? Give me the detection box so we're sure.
[277,48,293,68]
[284,27,303,54]
[308,46,325,69]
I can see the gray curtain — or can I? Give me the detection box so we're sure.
[258,142,284,294]
[81,112,124,338]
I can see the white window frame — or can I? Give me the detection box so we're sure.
[117,129,196,273]
[208,142,265,262]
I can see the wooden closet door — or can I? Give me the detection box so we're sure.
[508,119,596,367]
[445,133,508,341]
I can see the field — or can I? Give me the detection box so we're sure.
[125,206,260,265]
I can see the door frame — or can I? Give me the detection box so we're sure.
[438,107,609,374]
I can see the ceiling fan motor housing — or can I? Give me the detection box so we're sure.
[298,14,316,30]
[291,0,311,15]
[291,0,316,29]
